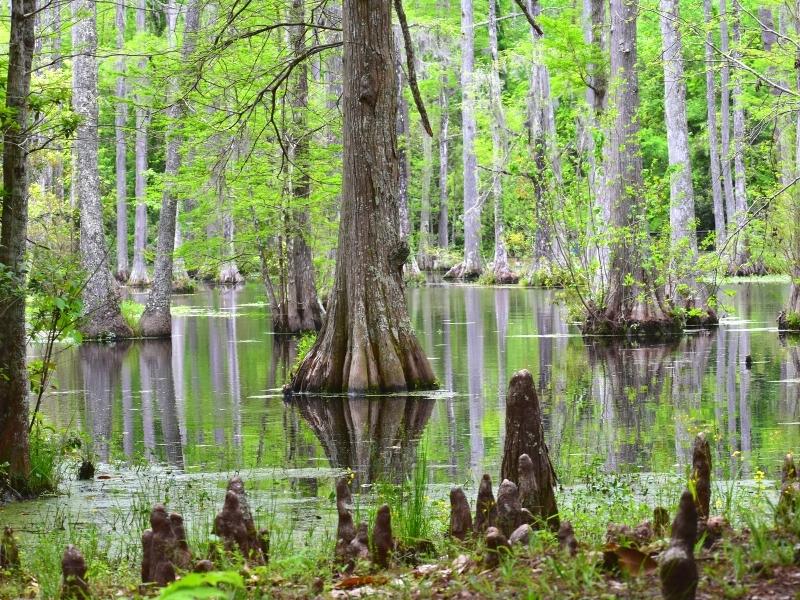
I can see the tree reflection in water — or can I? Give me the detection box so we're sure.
[290,394,434,486]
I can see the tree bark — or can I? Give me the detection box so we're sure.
[719,0,736,240]
[288,0,324,332]
[115,0,129,282]
[787,1,800,319]
[128,0,151,287]
[0,0,36,489]
[73,0,131,339]
[139,0,201,337]
[459,0,481,278]
[659,0,698,300]
[588,0,667,332]
[704,0,726,248]
[527,0,562,278]
[290,0,436,393]
[437,80,450,249]
[488,0,514,284]
[730,0,751,273]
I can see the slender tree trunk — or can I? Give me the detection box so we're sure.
[720,0,736,238]
[528,0,562,278]
[393,30,421,278]
[73,0,131,339]
[139,0,201,337]
[459,0,481,278]
[488,0,514,283]
[704,0,726,248]
[290,0,436,393]
[115,0,129,282]
[437,79,450,249]
[730,0,751,273]
[659,0,698,301]
[786,1,800,320]
[288,0,324,332]
[169,0,191,290]
[128,0,150,286]
[0,0,36,490]
[218,173,244,283]
[418,132,433,269]
[581,0,606,271]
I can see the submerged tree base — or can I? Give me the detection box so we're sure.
[778,310,800,332]
[580,309,717,338]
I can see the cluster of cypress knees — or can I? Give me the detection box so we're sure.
[1,370,799,599]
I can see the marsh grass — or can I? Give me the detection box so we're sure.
[120,300,145,336]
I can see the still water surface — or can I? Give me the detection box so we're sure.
[3,281,799,545]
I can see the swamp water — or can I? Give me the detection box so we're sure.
[1,281,799,558]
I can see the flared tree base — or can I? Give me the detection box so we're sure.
[443,261,481,281]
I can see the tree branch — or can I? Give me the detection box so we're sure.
[512,0,544,36]
[393,0,433,137]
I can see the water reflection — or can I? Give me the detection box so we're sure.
[31,282,800,485]
[290,395,434,485]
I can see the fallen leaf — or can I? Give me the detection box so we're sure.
[604,543,658,575]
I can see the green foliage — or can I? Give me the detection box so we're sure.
[158,571,245,599]
[121,300,145,336]
[288,332,317,382]
[786,312,800,331]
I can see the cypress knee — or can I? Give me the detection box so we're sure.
[372,504,394,568]
[483,527,510,568]
[659,490,698,600]
[61,545,90,600]
[501,370,559,530]
[691,433,711,521]
[474,474,497,533]
[449,487,473,540]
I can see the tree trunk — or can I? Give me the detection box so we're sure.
[719,0,736,241]
[488,0,515,284]
[418,132,433,269]
[704,0,726,248]
[288,0,324,332]
[168,0,191,290]
[0,0,36,490]
[730,0,751,274]
[139,0,201,337]
[73,0,131,339]
[527,0,562,279]
[218,182,244,284]
[459,0,481,278]
[115,0,129,282]
[128,0,151,287]
[786,2,800,321]
[290,0,436,393]
[588,0,667,332]
[659,0,698,301]
[437,80,450,249]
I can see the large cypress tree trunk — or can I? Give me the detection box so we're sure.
[704,0,726,248]
[0,0,36,490]
[587,0,668,333]
[73,0,131,339]
[288,0,324,332]
[139,0,201,337]
[659,0,698,301]
[290,0,436,393]
[115,0,129,282]
[128,0,151,287]
[488,0,514,284]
